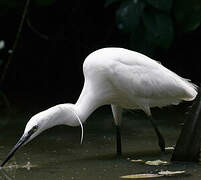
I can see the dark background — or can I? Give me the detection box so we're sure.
[0,0,201,109]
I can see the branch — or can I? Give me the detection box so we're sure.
[26,15,49,40]
[0,0,31,87]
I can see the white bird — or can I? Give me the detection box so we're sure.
[0,47,197,167]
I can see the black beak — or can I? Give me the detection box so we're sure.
[0,128,36,167]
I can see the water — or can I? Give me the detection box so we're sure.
[1,105,201,179]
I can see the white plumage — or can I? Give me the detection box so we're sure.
[1,47,197,167]
[79,47,197,116]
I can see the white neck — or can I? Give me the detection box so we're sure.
[74,83,105,123]
[43,82,106,129]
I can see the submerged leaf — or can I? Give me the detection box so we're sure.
[4,162,38,170]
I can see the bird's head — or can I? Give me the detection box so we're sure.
[0,104,83,167]
[21,111,50,145]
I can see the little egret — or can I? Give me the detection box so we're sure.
[0,47,197,167]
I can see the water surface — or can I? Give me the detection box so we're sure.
[1,106,201,179]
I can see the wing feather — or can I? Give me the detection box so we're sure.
[110,56,197,105]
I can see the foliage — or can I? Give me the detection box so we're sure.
[105,0,201,56]
[0,0,56,16]
[174,0,201,33]
[0,40,5,67]
[34,0,56,6]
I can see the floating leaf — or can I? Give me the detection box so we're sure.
[145,159,169,166]
[120,170,187,179]
[158,170,186,176]
[131,159,144,163]
[120,173,163,179]
[165,146,175,151]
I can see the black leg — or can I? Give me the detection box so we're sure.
[149,116,165,152]
[116,125,122,155]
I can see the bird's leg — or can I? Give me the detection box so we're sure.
[116,125,122,155]
[111,105,123,156]
[149,116,165,152]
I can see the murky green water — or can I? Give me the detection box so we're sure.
[1,105,201,180]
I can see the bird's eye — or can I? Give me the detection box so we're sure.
[28,125,38,136]
[32,125,38,132]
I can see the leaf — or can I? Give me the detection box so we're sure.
[174,0,201,32]
[0,59,3,66]
[104,0,121,7]
[0,40,5,50]
[0,0,20,15]
[130,9,174,56]
[130,24,157,57]
[116,0,145,33]
[34,0,56,6]
[158,170,186,176]
[131,159,144,163]
[3,162,38,170]
[120,171,188,179]
[0,0,19,9]
[144,0,173,13]
[142,9,174,49]
[120,173,163,179]
[145,159,169,166]
[165,146,175,151]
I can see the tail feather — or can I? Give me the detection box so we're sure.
[182,78,198,101]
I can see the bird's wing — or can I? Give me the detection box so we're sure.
[109,57,195,104]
